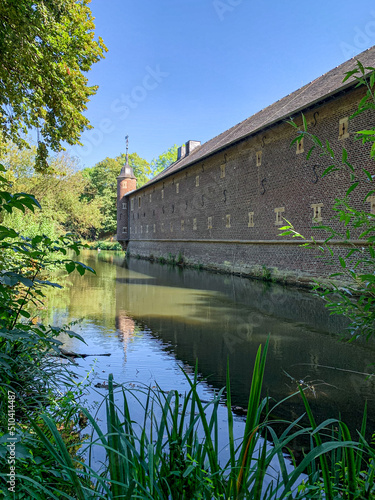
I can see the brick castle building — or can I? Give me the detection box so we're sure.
[117,47,375,286]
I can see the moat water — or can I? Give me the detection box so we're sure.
[50,250,375,456]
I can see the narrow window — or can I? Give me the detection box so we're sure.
[153,224,156,233]
[130,199,134,211]
[122,227,127,233]
[161,189,164,199]
[181,219,184,231]
[256,151,262,166]
[161,223,164,232]
[135,226,137,234]
[226,214,231,228]
[196,175,199,187]
[274,207,285,225]
[220,164,226,178]
[170,222,173,232]
[296,137,304,154]
[138,196,141,208]
[146,225,149,233]
[248,212,254,227]
[311,203,323,222]
[141,225,143,233]
[193,218,197,230]
[367,196,375,214]
[339,117,349,139]
[207,216,213,229]
[149,193,152,202]
[122,202,127,209]
[176,182,180,194]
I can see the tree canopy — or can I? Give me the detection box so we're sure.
[0,0,107,170]
[1,141,102,238]
[82,152,151,236]
[150,144,179,176]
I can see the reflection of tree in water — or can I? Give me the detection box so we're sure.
[44,250,122,330]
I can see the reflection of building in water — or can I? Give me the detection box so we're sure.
[113,258,375,442]
[115,311,136,360]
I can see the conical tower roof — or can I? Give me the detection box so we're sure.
[117,160,136,180]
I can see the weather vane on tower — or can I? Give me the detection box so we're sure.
[125,135,129,164]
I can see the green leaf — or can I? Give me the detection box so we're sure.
[302,113,308,131]
[363,169,373,182]
[359,274,375,282]
[75,261,95,274]
[364,190,375,202]
[287,119,298,129]
[323,165,339,177]
[346,182,359,196]
[306,146,315,160]
[35,280,63,289]
[326,140,335,159]
[76,265,85,276]
[357,60,365,73]
[65,261,75,274]
[339,257,346,268]
[343,69,359,82]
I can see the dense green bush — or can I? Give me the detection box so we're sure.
[0,164,95,497]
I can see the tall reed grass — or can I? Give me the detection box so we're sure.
[6,340,375,499]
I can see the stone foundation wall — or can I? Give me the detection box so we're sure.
[126,238,357,287]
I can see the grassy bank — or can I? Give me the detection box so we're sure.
[85,240,122,251]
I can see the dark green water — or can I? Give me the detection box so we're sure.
[50,250,375,443]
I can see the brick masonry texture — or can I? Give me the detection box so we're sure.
[117,55,375,286]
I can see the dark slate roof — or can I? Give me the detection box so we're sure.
[141,46,375,190]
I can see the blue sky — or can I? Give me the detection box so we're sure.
[69,0,375,169]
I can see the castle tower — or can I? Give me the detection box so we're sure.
[117,137,136,246]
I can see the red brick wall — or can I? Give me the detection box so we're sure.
[121,86,374,285]
[117,177,136,243]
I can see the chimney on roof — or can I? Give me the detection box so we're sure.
[186,140,201,156]
[177,140,201,161]
[177,144,186,160]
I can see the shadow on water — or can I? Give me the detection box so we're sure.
[50,250,375,453]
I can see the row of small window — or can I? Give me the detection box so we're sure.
[126,118,351,212]
[129,176,203,210]
[122,204,324,234]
